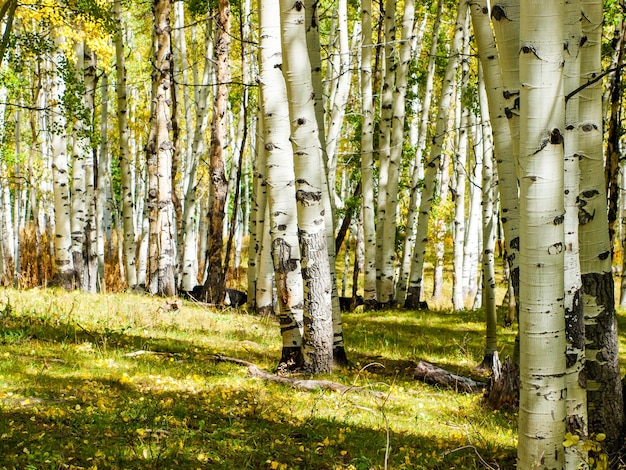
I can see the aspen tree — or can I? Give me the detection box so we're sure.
[360,0,377,308]
[397,0,442,307]
[113,0,137,289]
[258,0,304,367]
[50,35,75,289]
[405,0,469,309]
[563,0,586,465]
[146,0,177,296]
[202,0,230,303]
[279,0,334,373]
[579,0,624,453]
[517,0,566,466]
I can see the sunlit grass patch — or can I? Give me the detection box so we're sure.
[0,287,521,469]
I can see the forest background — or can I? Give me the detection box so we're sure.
[1,0,626,468]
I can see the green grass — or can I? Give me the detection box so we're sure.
[0,287,548,469]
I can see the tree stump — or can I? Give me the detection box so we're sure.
[482,351,519,409]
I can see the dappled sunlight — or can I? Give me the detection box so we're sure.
[0,289,519,468]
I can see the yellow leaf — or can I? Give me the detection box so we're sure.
[596,433,606,442]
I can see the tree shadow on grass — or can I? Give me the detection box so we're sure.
[0,372,516,470]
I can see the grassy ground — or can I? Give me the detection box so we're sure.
[1,286,622,469]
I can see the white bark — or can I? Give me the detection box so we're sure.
[50,35,75,289]
[517,1,566,467]
[479,77,497,364]
[280,0,334,373]
[563,1,586,465]
[360,0,376,307]
[578,0,624,452]
[114,0,137,289]
[258,0,304,365]
[70,42,87,290]
[396,2,442,306]
[405,0,469,308]
[374,0,396,303]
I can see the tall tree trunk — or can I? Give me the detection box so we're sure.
[180,13,213,292]
[114,0,137,289]
[563,1,587,466]
[606,16,626,253]
[397,0,442,307]
[202,0,230,303]
[50,36,75,290]
[405,0,469,309]
[258,0,304,368]
[517,0,566,467]
[490,0,521,317]
[146,0,177,296]
[374,0,397,305]
[280,0,334,374]
[70,42,87,291]
[469,0,519,324]
[478,76,497,369]
[96,72,109,291]
[360,0,377,309]
[579,0,624,454]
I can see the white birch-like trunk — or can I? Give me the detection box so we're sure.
[469,0,519,324]
[578,0,624,453]
[50,35,75,289]
[96,72,109,291]
[463,117,482,306]
[396,1,442,306]
[258,0,304,367]
[479,77,497,367]
[324,0,351,191]
[114,0,137,289]
[563,1,586,465]
[360,0,377,308]
[70,43,87,290]
[374,0,397,304]
[146,0,177,296]
[180,15,213,292]
[452,75,470,310]
[280,0,333,373]
[517,1,566,467]
[81,46,98,292]
[405,0,468,309]
[0,84,12,282]
[381,0,414,305]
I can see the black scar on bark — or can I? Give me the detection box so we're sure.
[491,5,507,21]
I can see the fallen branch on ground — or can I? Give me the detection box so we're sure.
[414,361,486,393]
[210,354,386,397]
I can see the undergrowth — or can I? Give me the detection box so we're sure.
[0,287,526,469]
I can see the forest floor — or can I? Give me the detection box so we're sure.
[0,287,624,469]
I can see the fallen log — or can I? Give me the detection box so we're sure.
[414,361,486,393]
[211,354,386,397]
